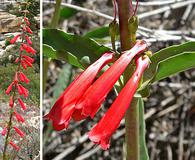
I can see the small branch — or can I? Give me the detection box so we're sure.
[43,0,113,21]
[132,0,184,6]
[138,0,195,19]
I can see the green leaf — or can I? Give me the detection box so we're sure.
[84,26,110,39]
[142,41,195,88]
[53,63,73,102]
[60,7,77,19]
[139,97,149,160]
[43,44,56,59]
[153,52,195,82]
[43,29,111,69]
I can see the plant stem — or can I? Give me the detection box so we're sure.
[2,23,25,160]
[118,0,131,50]
[43,0,62,93]
[50,0,62,28]
[3,55,22,160]
[118,0,139,160]
[125,98,140,160]
[3,109,13,160]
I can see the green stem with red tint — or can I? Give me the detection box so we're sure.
[117,0,140,160]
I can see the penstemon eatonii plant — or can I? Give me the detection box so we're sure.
[43,0,195,159]
[1,7,36,160]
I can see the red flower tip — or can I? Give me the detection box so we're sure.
[26,26,33,34]
[13,126,25,137]
[19,72,30,84]
[10,34,20,44]
[25,35,32,45]
[22,26,26,32]
[17,85,23,95]
[88,56,150,150]
[14,111,25,123]
[22,55,34,63]
[18,98,27,110]
[23,59,33,67]
[9,140,20,151]
[1,127,7,136]
[15,57,19,63]
[45,52,114,130]
[24,17,30,26]
[21,60,27,70]
[6,82,14,95]
[88,132,110,150]
[17,84,28,98]
[9,96,14,108]
[22,43,36,55]
[75,41,148,119]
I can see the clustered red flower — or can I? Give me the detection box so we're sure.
[1,17,36,151]
[45,40,150,150]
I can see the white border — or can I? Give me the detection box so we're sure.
[40,0,43,159]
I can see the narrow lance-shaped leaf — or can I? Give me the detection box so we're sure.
[141,41,195,89]
[153,52,195,82]
[139,97,149,160]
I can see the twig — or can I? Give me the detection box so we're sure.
[181,4,193,24]
[43,0,114,21]
[179,123,184,160]
[138,1,195,19]
[132,0,184,6]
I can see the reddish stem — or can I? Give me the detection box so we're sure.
[2,19,26,160]
[113,0,117,21]
[133,0,139,16]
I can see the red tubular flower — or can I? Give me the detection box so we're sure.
[18,98,26,110]
[9,96,14,108]
[14,111,25,123]
[75,40,147,119]
[18,84,29,98]
[23,59,33,67]
[21,60,27,70]
[88,56,150,150]
[17,84,23,95]
[22,55,34,63]
[25,35,32,45]
[44,52,114,130]
[19,72,30,84]
[26,26,33,34]
[13,126,25,137]
[1,127,7,136]
[24,17,30,26]
[9,140,20,151]
[22,26,27,32]
[6,82,14,95]
[10,34,20,44]
[19,72,25,82]
[22,43,36,54]
[15,57,19,63]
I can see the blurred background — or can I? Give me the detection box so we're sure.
[43,0,195,160]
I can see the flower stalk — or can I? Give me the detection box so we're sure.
[2,8,36,159]
[117,0,140,160]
